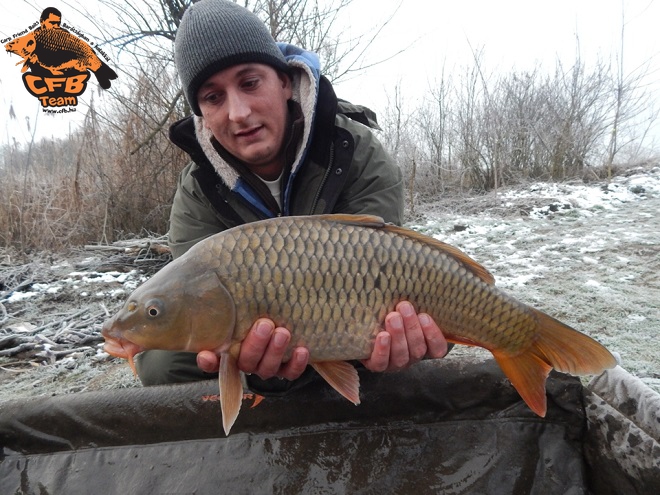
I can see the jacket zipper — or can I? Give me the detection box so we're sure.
[309,141,335,214]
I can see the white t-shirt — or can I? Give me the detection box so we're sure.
[258,173,283,209]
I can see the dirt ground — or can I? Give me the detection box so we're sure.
[1,167,659,401]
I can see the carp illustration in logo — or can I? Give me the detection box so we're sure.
[4,7,117,109]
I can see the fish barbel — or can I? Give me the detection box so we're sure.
[102,214,616,434]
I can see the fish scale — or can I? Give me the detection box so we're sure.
[36,29,85,54]
[102,214,616,434]
[207,217,536,360]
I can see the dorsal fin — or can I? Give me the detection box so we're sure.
[317,213,385,228]
[318,214,495,285]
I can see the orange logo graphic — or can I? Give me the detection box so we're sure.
[4,7,117,111]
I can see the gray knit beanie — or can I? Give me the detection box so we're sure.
[175,0,289,116]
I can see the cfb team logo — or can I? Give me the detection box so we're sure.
[3,7,117,111]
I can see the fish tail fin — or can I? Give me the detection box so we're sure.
[492,309,616,417]
[93,61,118,89]
[531,310,617,375]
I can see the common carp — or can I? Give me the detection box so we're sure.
[5,28,117,89]
[102,214,616,434]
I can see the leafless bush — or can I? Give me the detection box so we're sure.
[382,51,658,205]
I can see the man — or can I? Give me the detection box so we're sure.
[39,7,63,30]
[136,0,448,392]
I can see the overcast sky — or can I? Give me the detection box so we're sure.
[2,0,658,147]
[335,1,659,116]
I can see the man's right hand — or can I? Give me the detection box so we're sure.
[196,318,309,380]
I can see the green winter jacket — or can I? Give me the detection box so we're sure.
[167,50,403,259]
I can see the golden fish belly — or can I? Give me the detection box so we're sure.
[196,217,537,361]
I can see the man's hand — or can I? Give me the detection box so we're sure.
[196,302,448,378]
[360,301,448,372]
[196,319,309,380]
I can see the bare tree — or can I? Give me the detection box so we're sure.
[419,64,454,191]
[245,0,404,81]
[380,82,419,210]
[604,6,657,178]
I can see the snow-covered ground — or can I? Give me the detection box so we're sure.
[1,166,659,398]
[411,166,660,392]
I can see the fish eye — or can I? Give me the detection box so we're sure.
[145,299,164,318]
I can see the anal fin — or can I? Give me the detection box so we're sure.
[311,361,361,405]
[492,349,552,417]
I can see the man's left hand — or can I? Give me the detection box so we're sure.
[360,301,448,372]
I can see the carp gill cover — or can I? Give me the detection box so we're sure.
[102,214,616,434]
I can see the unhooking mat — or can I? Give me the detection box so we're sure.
[1,357,658,494]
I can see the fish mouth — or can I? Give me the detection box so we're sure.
[102,336,144,376]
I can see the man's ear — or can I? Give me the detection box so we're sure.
[201,115,210,130]
[278,70,293,97]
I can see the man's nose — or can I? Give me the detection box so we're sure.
[226,91,250,123]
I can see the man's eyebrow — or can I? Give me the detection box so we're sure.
[199,79,216,90]
[235,65,263,77]
[199,65,263,90]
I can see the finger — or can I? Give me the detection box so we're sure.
[419,313,449,358]
[237,319,274,373]
[196,350,220,373]
[384,311,410,369]
[397,301,427,361]
[278,347,309,381]
[360,331,391,372]
[254,327,291,379]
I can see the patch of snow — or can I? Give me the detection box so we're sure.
[6,291,38,302]
[496,273,541,288]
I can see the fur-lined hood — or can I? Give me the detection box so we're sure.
[192,43,321,191]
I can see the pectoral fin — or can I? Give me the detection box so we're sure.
[127,355,138,377]
[219,352,243,435]
[311,361,361,405]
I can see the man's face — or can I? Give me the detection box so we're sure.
[197,63,293,180]
[41,14,61,29]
